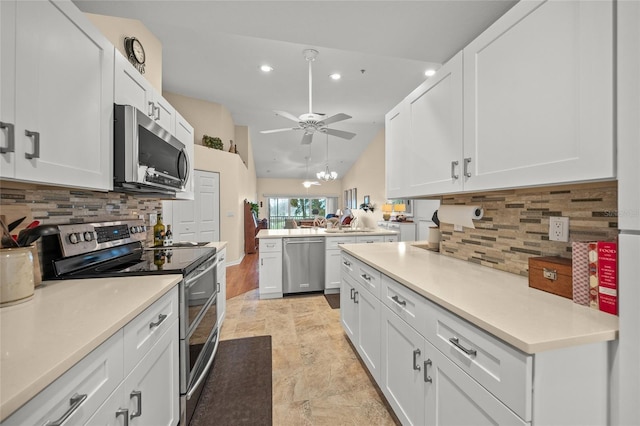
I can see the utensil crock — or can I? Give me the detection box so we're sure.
[0,247,35,307]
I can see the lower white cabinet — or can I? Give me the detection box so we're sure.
[217,247,227,326]
[258,239,282,299]
[1,287,180,426]
[340,275,381,383]
[325,236,356,292]
[342,254,611,425]
[87,319,180,426]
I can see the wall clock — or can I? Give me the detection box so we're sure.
[124,37,146,74]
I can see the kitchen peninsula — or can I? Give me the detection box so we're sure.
[256,227,397,299]
[339,241,619,425]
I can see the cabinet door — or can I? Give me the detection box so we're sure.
[0,1,17,178]
[259,251,282,298]
[197,170,220,242]
[152,93,175,134]
[174,111,195,201]
[463,0,614,191]
[385,101,408,199]
[355,281,381,384]
[114,51,153,114]
[125,320,180,426]
[13,0,114,190]
[407,52,464,197]
[424,339,526,426]
[325,249,342,290]
[340,275,358,343]
[381,305,425,426]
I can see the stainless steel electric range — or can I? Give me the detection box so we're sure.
[40,220,219,426]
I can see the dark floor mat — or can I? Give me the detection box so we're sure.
[190,336,272,426]
[324,293,340,309]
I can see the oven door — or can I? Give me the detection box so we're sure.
[181,255,217,337]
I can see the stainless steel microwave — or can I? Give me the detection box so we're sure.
[113,104,189,196]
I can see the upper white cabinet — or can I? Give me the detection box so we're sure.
[385,101,408,199]
[462,0,614,192]
[114,51,175,134]
[174,111,195,201]
[0,0,114,191]
[406,51,463,197]
[386,0,615,198]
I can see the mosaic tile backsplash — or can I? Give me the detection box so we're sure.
[439,181,618,277]
[0,183,162,229]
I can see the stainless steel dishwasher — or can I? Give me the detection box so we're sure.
[283,237,325,294]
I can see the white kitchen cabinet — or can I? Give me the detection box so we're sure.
[114,50,175,133]
[258,238,282,299]
[406,51,463,197]
[380,304,425,425]
[325,236,356,293]
[341,274,381,383]
[0,0,113,191]
[87,319,180,426]
[462,0,614,191]
[166,170,220,243]
[385,101,408,199]
[384,235,398,243]
[355,235,385,244]
[2,287,180,426]
[217,247,227,327]
[378,221,416,242]
[174,111,195,201]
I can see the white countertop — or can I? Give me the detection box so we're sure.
[256,228,397,238]
[0,275,182,421]
[340,242,619,354]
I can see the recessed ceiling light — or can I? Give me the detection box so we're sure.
[329,73,341,80]
[424,69,436,77]
[260,65,274,72]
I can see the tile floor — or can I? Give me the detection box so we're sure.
[220,289,398,425]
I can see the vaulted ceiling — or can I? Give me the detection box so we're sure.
[74,0,517,179]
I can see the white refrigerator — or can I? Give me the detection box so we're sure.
[613,2,640,424]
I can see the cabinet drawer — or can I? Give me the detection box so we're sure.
[259,238,282,253]
[381,275,430,335]
[350,257,382,298]
[123,286,179,375]
[356,235,385,244]
[326,236,357,249]
[426,303,533,421]
[2,331,124,426]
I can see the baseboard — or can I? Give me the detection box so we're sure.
[226,253,244,267]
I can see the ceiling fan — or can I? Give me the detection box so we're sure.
[261,49,356,145]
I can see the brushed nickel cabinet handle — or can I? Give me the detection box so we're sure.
[451,160,459,179]
[148,101,155,117]
[0,122,15,153]
[44,393,87,426]
[154,105,161,121]
[391,295,406,307]
[464,157,472,178]
[449,337,477,356]
[413,348,422,371]
[149,313,168,329]
[116,408,129,426]
[130,390,142,419]
[350,287,355,300]
[353,291,359,304]
[24,130,40,159]
[360,273,371,281]
[424,359,433,383]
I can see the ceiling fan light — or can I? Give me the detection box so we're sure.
[303,181,312,188]
[424,69,436,77]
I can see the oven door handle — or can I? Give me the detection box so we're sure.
[186,334,219,400]
[184,260,216,287]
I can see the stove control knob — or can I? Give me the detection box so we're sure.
[130,226,137,234]
[84,232,94,242]
[69,233,79,244]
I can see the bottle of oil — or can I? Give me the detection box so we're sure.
[153,214,165,247]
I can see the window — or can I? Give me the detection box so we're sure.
[267,197,336,229]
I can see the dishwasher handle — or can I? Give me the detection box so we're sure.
[284,239,324,244]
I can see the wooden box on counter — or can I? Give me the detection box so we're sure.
[528,256,573,299]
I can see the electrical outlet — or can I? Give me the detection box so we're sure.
[149,213,157,225]
[454,224,464,232]
[549,216,569,242]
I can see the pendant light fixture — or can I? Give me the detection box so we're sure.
[317,131,338,181]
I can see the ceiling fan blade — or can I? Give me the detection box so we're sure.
[325,128,356,140]
[260,127,301,134]
[274,110,301,123]
[320,113,352,126]
[300,132,314,145]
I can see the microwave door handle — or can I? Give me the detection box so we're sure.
[179,147,190,188]
[184,261,216,287]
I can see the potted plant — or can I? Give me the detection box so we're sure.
[202,135,223,150]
